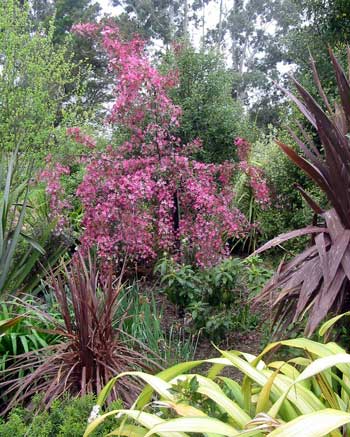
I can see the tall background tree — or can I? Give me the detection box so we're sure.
[161,43,256,162]
[0,0,78,158]
[112,0,183,43]
[28,0,113,112]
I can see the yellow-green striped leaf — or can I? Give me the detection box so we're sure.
[268,409,350,437]
[144,417,240,436]
[107,424,148,436]
[319,312,350,337]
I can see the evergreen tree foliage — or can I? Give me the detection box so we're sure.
[162,43,256,162]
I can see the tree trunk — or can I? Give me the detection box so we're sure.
[217,0,224,50]
[183,0,189,38]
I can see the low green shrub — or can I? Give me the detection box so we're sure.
[237,127,327,253]
[155,257,260,340]
[0,395,122,437]
[242,255,273,297]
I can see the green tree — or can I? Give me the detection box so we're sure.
[0,0,78,159]
[162,43,256,162]
[206,0,301,126]
[113,0,208,44]
[28,0,113,111]
[30,0,101,44]
[281,0,350,96]
[301,0,350,45]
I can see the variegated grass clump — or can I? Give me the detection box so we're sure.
[85,314,350,437]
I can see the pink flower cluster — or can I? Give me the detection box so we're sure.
[234,137,270,207]
[77,151,248,267]
[66,127,96,149]
[100,26,181,138]
[234,137,251,161]
[71,23,99,36]
[39,156,71,233]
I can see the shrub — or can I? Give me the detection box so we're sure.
[233,137,271,252]
[85,315,350,437]
[0,0,79,160]
[155,256,259,340]
[62,24,251,270]
[0,394,122,437]
[242,255,273,298]
[160,43,257,163]
[248,127,326,245]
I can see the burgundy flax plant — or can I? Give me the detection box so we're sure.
[0,253,161,413]
[253,49,350,335]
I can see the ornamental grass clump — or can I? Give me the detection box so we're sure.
[0,253,160,414]
[254,49,350,335]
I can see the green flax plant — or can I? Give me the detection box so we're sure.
[119,283,199,366]
[0,300,61,372]
[0,148,46,297]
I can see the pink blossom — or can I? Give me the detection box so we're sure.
[234,137,251,161]
[235,137,270,207]
[71,23,99,36]
[39,161,71,233]
[66,127,96,149]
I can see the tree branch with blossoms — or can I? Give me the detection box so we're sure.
[43,23,266,269]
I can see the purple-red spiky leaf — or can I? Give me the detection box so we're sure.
[329,48,350,127]
[293,184,324,214]
[277,81,317,127]
[252,226,328,256]
[276,141,329,192]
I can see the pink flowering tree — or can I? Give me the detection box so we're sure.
[233,137,271,251]
[56,24,254,268]
[234,137,270,207]
[39,155,71,234]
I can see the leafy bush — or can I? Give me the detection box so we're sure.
[248,127,326,244]
[242,255,273,298]
[0,394,122,437]
[85,316,350,437]
[155,256,259,340]
[155,258,202,308]
[233,137,272,252]
[0,253,160,413]
[0,0,79,160]
[61,24,251,270]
